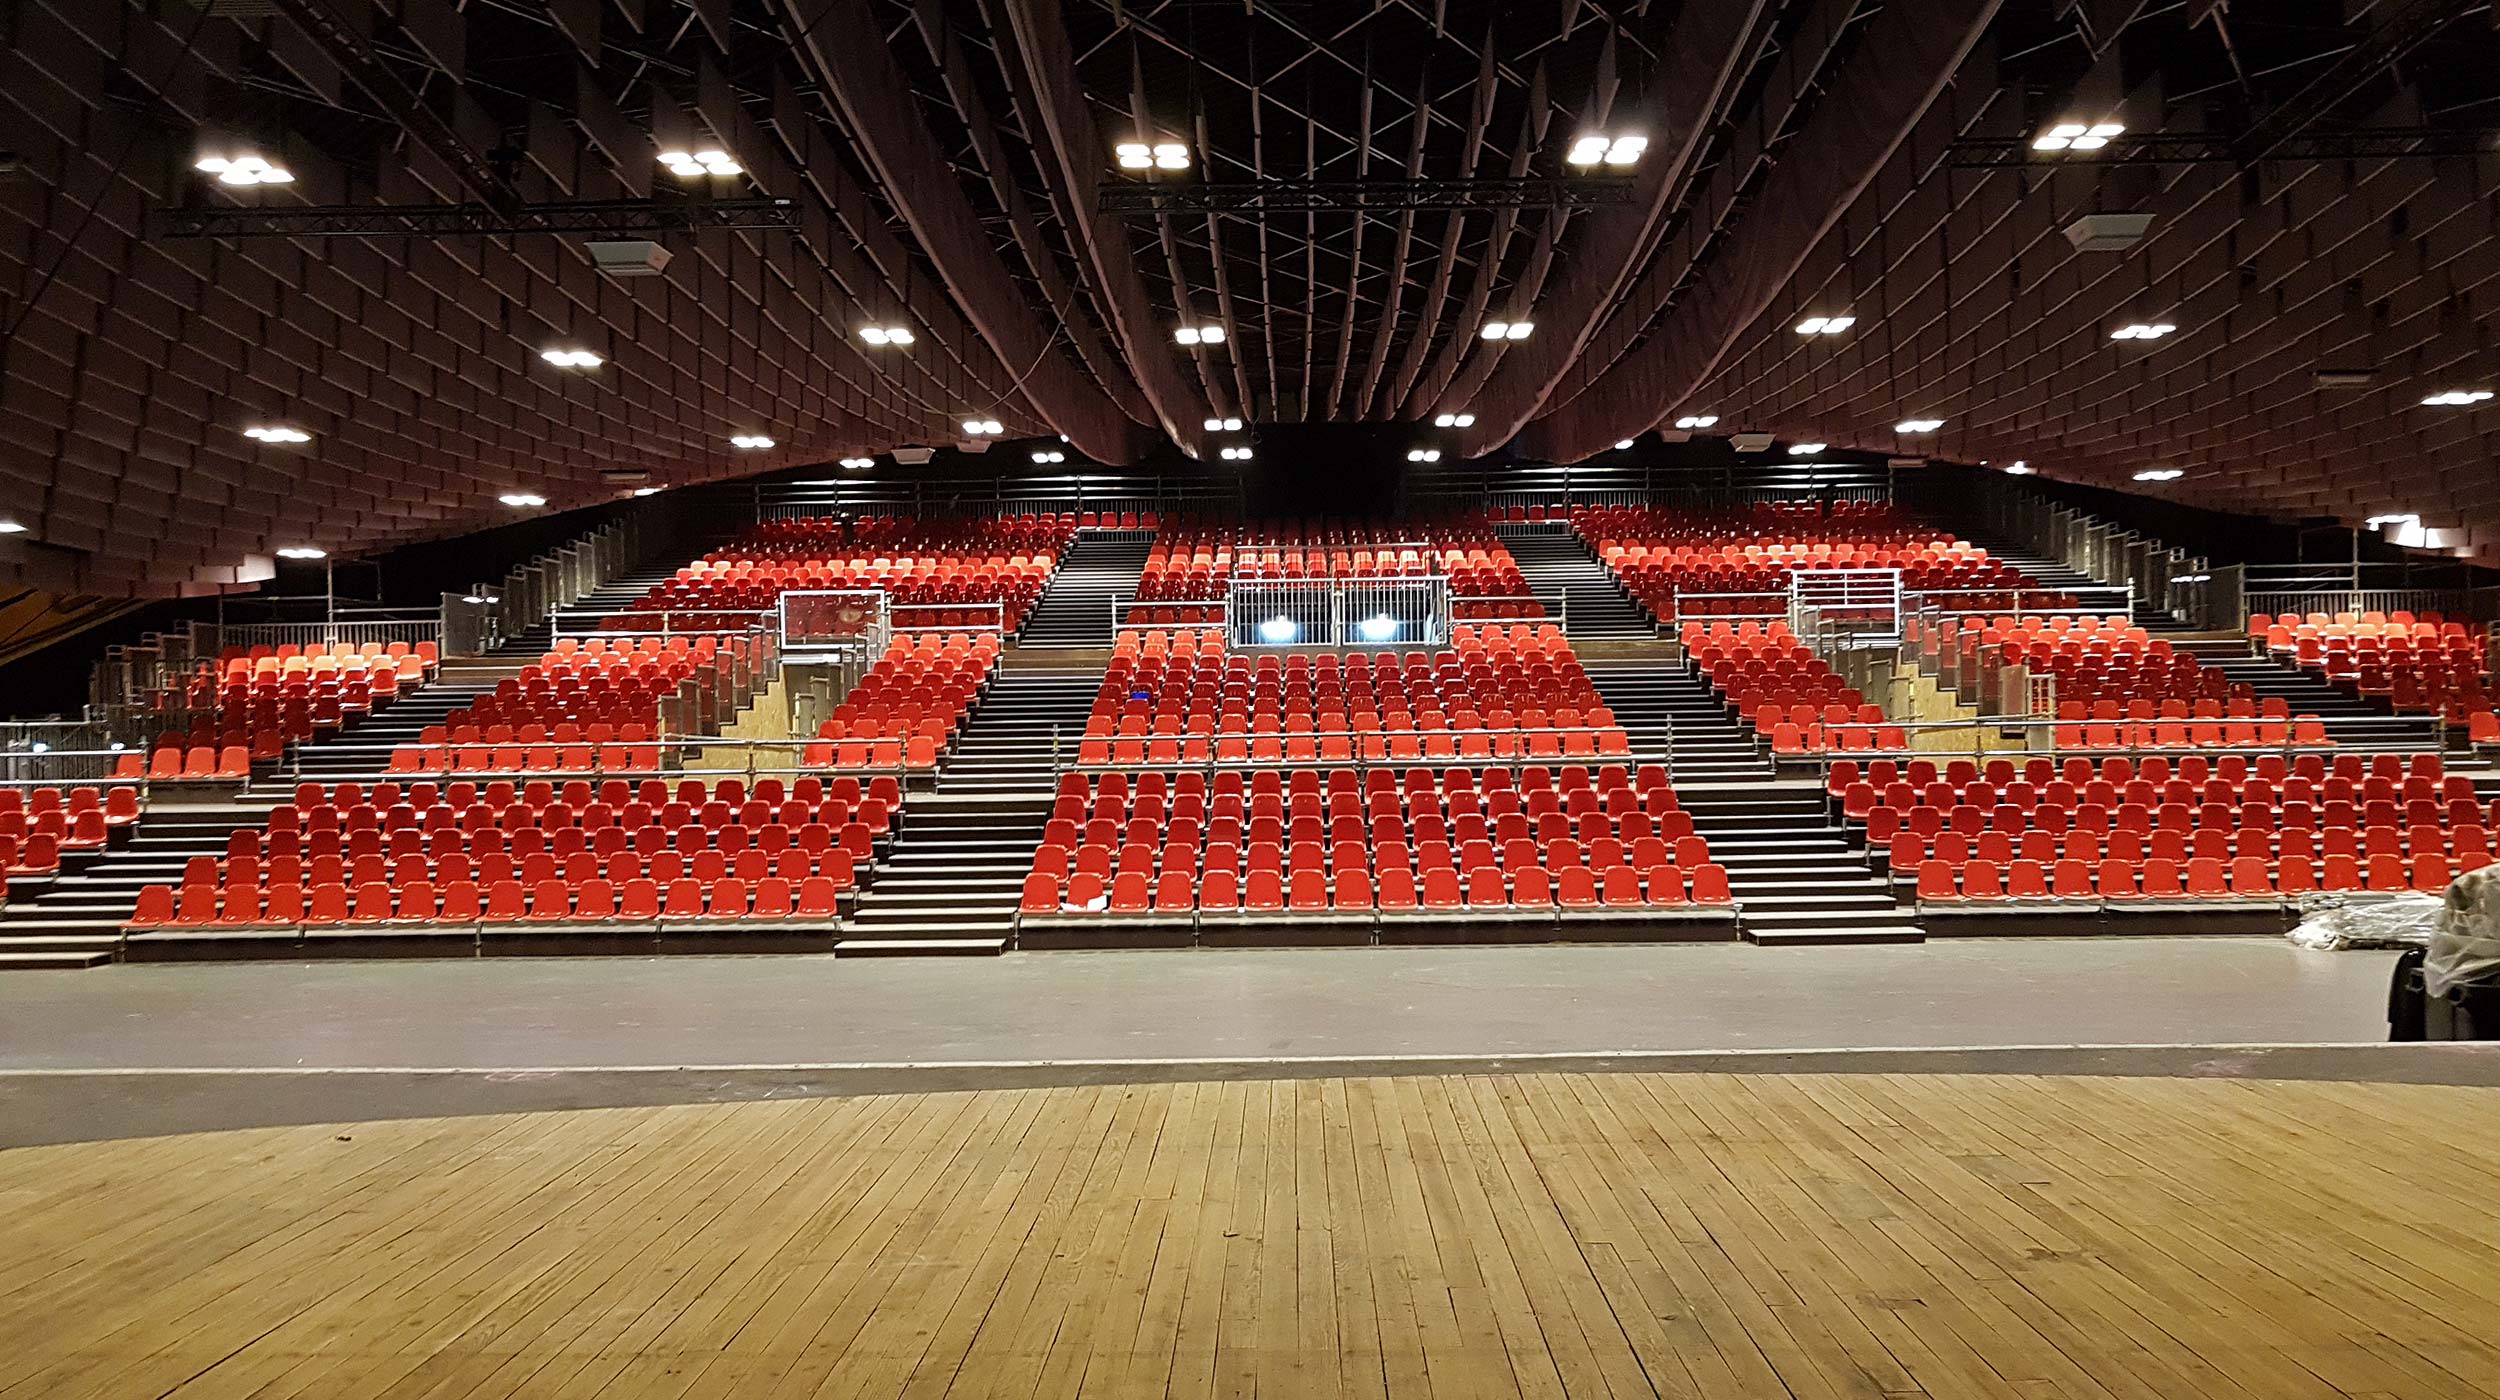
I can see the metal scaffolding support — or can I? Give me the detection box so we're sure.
[156,198,803,239]
[1098,177,1638,215]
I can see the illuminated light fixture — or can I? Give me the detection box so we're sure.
[2004,461,2033,475]
[499,492,548,507]
[1202,416,1243,432]
[1406,448,1442,462]
[198,152,293,186]
[960,419,1004,436]
[1788,443,1827,456]
[729,435,776,449]
[1432,412,1476,428]
[2366,513,2422,529]
[1152,142,1190,170]
[2171,572,2210,584]
[838,457,875,469]
[275,546,327,560]
[461,594,496,605]
[1031,450,1065,463]
[2109,322,2177,341]
[1673,415,1719,429]
[2422,389,2494,407]
[242,425,312,444]
[1258,616,1299,644]
[1173,324,1226,345]
[0,520,25,534]
[661,147,742,178]
[1568,134,1648,168]
[1794,315,1855,335]
[1894,418,1945,434]
[540,348,603,368]
[632,487,662,497]
[1220,446,1255,461]
[2132,468,2183,482]
[1115,141,1153,170]
[1480,320,1534,341]
[857,325,915,347]
[1357,614,1400,643]
[2033,121,2125,153]
[1614,439,1636,450]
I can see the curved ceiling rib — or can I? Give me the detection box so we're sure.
[991,0,1213,458]
[1452,0,1770,452]
[777,0,1147,461]
[1516,0,2006,462]
[904,0,1158,429]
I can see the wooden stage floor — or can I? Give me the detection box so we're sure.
[6,1072,2500,1399]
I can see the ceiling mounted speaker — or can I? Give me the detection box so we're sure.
[891,447,934,465]
[598,467,650,485]
[957,439,991,453]
[586,240,672,278]
[1658,429,1692,443]
[2064,212,2154,252]
[1731,433,1774,453]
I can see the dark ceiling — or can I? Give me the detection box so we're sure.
[2,0,2498,600]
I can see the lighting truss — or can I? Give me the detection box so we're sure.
[1099,177,1637,215]
[157,198,801,239]
[1946,128,2500,169]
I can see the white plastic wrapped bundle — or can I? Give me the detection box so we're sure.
[2429,865,2500,998]
[2286,891,2441,951]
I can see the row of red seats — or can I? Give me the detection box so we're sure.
[1082,626,1631,764]
[1918,852,2467,902]
[133,873,851,928]
[387,635,762,775]
[1024,766,1729,917]
[611,515,1071,632]
[1022,861,1730,918]
[804,635,1000,772]
[138,642,440,778]
[2,784,142,876]
[2253,614,2489,719]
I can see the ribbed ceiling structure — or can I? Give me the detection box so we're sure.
[3,0,2498,598]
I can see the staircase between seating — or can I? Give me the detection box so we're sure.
[1583,659,1919,943]
[1584,661,1773,783]
[1017,533,1153,648]
[836,668,1100,955]
[1494,524,1659,640]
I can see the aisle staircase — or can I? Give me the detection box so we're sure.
[837,667,1098,955]
[1582,655,1917,942]
[1017,532,1153,648]
[1584,661,1773,783]
[1496,523,1658,640]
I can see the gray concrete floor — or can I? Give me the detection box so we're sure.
[0,937,2401,1070]
[0,939,2469,1146]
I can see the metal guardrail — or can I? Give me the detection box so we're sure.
[1782,711,2447,769]
[446,509,662,657]
[1051,723,1648,773]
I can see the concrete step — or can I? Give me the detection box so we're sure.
[836,935,1008,956]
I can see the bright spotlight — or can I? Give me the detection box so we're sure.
[1674,415,1718,429]
[499,492,548,507]
[1258,616,1299,644]
[1894,419,1945,434]
[276,546,327,560]
[1788,442,1827,456]
[1357,614,1400,643]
